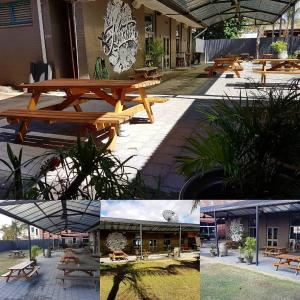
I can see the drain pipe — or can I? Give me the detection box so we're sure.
[37,0,47,63]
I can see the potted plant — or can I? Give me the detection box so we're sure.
[31,245,41,265]
[210,245,217,256]
[271,40,288,59]
[178,80,300,199]
[149,38,165,68]
[243,237,256,265]
[237,245,245,263]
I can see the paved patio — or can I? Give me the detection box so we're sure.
[0,63,298,195]
[0,251,99,300]
[201,242,300,283]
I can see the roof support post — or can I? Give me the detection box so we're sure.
[93,231,97,254]
[289,4,295,53]
[42,230,45,257]
[28,225,32,261]
[179,225,182,258]
[214,210,219,257]
[272,23,275,42]
[279,16,283,39]
[140,224,143,257]
[256,205,259,266]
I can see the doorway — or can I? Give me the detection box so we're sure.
[267,227,278,246]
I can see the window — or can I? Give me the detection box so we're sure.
[0,0,32,28]
[145,14,154,55]
[31,227,34,233]
[149,240,156,247]
[176,24,182,53]
[73,238,76,244]
[249,227,256,238]
[35,229,38,235]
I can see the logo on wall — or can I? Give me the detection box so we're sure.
[99,0,139,74]
[106,232,127,251]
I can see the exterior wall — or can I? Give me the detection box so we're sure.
[0,0,43,85]
[100,230,196,255]
[224,213,290,249]
[79,0,145,80]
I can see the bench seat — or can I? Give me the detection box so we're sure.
[205,66,243,72]
[253,68,300,74]
[56,275,99,288]
[78,94,168,104]
[26,266,40,278]
[1,271,12,277]
[0,109,131,130]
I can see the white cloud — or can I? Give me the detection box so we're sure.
[0,214,12,226]
[101,200,199,224]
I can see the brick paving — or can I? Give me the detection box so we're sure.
[0,251,99,300]
[0,63,299,195]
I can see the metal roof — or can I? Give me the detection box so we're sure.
[200,200,300,217]
[159,0,296,26]
[100,217,200,232]
[0,200,100,233]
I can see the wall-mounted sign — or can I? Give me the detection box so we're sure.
[100,0,139,73]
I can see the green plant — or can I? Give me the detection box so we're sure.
[238,245,244,257]
[31,245,41,261]
[271,40,287,53]
[0,136,168,200]
[149,38,164,67]
[243,237,256,258]
[210,245,216,251]
[177,79,300,198]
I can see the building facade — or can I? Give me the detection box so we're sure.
[100,217,200,255]
[0,0,199,85]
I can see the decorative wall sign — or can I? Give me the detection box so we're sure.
[106,232,127,251]
[228,218,244,242]
[99,0,139,73]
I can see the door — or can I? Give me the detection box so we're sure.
[267,227,278,246]
[163,37,170,69]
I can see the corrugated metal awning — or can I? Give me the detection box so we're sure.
[157,0,296,26]
[0,200,100,233]
[201,200,300,217]
[100,217,200,232]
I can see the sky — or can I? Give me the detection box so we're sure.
[0,215,12,227]
[100,200,199,224]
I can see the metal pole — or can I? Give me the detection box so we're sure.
[28,225,32,261]
[290,4,295,53]
[140,224,143,257]
[256,206,259,266]
[179,225,182,258]
[42,230,45,257]
[279,17,282,39]
[214,211,219,257]
[271,23,275,42]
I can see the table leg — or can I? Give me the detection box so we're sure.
[6,270,13,282]
[139,87,154,123]
[16,90,41,142]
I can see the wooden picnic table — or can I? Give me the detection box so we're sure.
[57,263,98,276]
[205,57,243,78]
[273,253,300,275]
[253,58,300,84]
[60,253,80,264]
[0,79,163,150]
[1,261,40,282]
[9,250,25,258]
[131,67,162,81]
[263,246,287,257]
[109,250,128,261]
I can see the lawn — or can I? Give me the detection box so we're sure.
[0,250,29,275]
[201,263,300,300]
[100,259,200,300]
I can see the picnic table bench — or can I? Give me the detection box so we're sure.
[56,264,99,288]
[8,250,25,258]
[1,261,40,282]
[252,58,300,84]
[273,253,300,275]
[0,79,163,151]
[205,58,243,78]
[130,67,163,81]
[109,250,128,261]
[60,254,80,264]
[263,246,287,257]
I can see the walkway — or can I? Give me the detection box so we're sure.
[0,251,99,300]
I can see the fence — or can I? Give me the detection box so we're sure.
[0,239,57,252]
[202,36,300,62]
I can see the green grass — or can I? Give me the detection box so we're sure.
[0,250,29,275]
[201,263,300,300]
[100,259,199,300]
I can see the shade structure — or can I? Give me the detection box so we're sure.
[100,217,200,232]
[158,0,297,26]
[201,200,300,217]
[0,200,100,233]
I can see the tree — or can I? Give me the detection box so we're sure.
[0,220,27,240]
[202,17,247,40]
